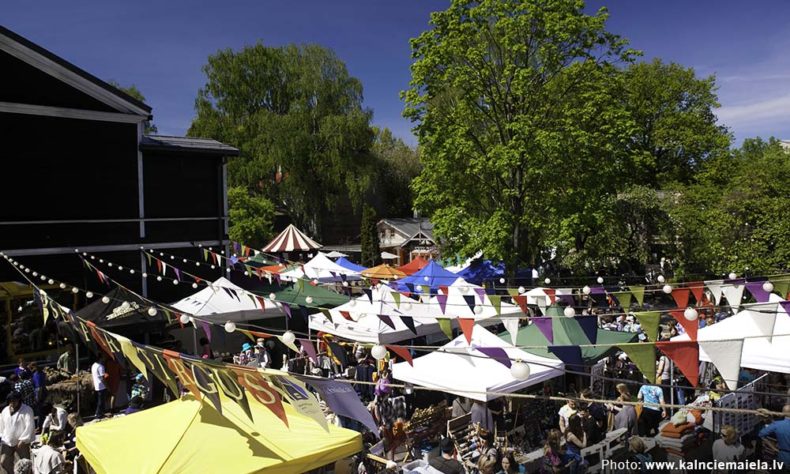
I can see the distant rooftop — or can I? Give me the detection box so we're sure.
[140,135,239,156]
[379,217,434,241]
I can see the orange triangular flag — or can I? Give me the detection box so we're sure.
[656,341,699,387]
[513,295,528,314]
[386,345,413,366]
[687,282,704,303]
[669,309,698,341]
[339,311,353,321]
[671,288,690,309]
[458,318,475,345]
[544,288,556,304]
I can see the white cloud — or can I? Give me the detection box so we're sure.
[717,93,790,129]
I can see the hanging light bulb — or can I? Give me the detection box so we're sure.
[763,281,774,293]
[211,265,216,270]
[728,272,737,280]
[474,306,483,314]
[402,302,412,311]
[683,307,698,321]
[101,296,110,304]
[71,287,79,294]
[404,383,414,395]
[192,283,198,289]
[148,307,158,317]
[180,314,190,325]
[129,269,135,275]
[59,283,66,289]
[305,296,314,304]
[518,286,525,294]
[544,278,551,285]
[597,276,604,284]
[342,281,349,287]
[86,292,94,298]
[582,285,591,295]
[499,278,506,284]
[662,284,673,294]
[142,272,148,278]
[155,276,162,282]
[511,361,531,381]
[40,275,46,281]
[657,275,665,283]
[172,279,179,285]
[564,306,575,318]
[423,276,430,282]
[224,321,236,333]
[32,272,38,277]
[47,279,54,285]
[107,262,113,267]
[118,266,123,271]
[269,293,277,301]
[371,344,387,360]
[282,330,296,345]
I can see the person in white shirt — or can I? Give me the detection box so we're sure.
[91,355,109,419]
[41,405,68,434]
[712,424,744,467]
[558,398,577,433]
[33,432,65,474]
[0,391,35,474]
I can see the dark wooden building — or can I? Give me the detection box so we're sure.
[0,26,238,363]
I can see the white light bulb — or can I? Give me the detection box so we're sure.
[99,259,103,263]
[683,307,698,321]
[342,281,349,287]
[86,292,94,298]
[582,285,591,295]
[404,383,414,395]
[474,305,483,314]
[269,293,277,301]
[597,276,604,284]
[40,276,46,281]
[371,344,387,360]
[32,272,38,277]
[305,296,314,304]
[148,307,158,316]
[763,281,774,293]
[211,265,216,270]
[24,268,30,273]
[102,296,110,304]
[183,259,187,263]
[59,283,66,289]
[662,284,673,294]
[728,272,737,280]
[244,272,250,277]
[226,268,231,273]
[48,279,55,285]
[544,278,551,285]
[499,278,506,284]
[518,286,525,294]
[402,302,412,311]
[71,287,79,294]
[129,269,135,274]
[156,276,162,282]
[282,331,296,345]
[564,306,575,318]
[172,279,178,285]
[196,262,200,267]
[118,266,123,271]
[657,275,665,283]
[511,361,531,381]
[224,321,236,333]
[142,272,147,278]
[423,276,429,282]
[192,283,198,289]
[180,314,190,325]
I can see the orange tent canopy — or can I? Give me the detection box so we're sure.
[258,263,293,274]
[397,256,429,276]
[361,264,406,280]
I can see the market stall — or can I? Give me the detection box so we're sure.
[279,252,363,283]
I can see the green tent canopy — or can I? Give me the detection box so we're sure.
[242,253,278,268]
[500,307,637,364]
[271,279,351,308]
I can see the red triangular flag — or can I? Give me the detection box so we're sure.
[439,285,449,296]
[544,288,556,304]
[194,276,202,284]
[687,281,704,303]
[669,309,698,341]
[656,341,699,387]
[255,296,267,310]
[339,311,353,321]
[458,318,475,345]
[386,345,413,366]
[513,295,528,314]
[671,288,690,309]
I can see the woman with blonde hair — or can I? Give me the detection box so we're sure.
[712,425,743,463]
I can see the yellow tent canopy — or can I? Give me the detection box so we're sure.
[361,264,405,281]
[76,395,362,474]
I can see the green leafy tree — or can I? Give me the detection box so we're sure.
[369,127,421,217]
[109,81,158,134]
[227,186,275,250]
[188,43,374,239]
[621,59,731,187]
[403,0,635,273]
[360,204,380,267]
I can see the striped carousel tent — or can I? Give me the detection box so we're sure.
[261,224,322,253]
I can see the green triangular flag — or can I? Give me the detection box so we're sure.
[489,295,502,315]
[506,288,520,298]
[146,253,152,266]
[773,278,790,299]
[438,319,453,340]
[421,285,431,296]
[321,309,332,320]
[297,279,305,291]
[620,343,656,384]
[612,291,633,310]
[391,291,401,308]
[629,286,645,307]
[633,311,660,342]
[202,248,209,261]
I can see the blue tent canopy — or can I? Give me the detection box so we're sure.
[334,257,367,273]
[457,260,505,285]
[394,260,460,294]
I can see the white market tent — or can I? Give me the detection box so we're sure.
[392,325,564,401]
[171,277,284,321]
[673,295,790,374]
[280,252,363,283]
[308,277,524,344]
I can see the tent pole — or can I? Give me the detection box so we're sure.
[76,343,81,414]
[670,359,675,414]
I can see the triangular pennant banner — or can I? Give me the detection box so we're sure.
[669,310,698,341]
[457,318,475,344]
[507,288,520,298]
[399,315,417,335]
[378,314,396,330]
[200,321,212,343]
[276,335,300,353]
[462,295,476,313]
[620,343,656,384]
[547,346,584,370]
[386,345,413,366]
[489,295,502,315]
[781,301,790,317]
[391,291,401,308]
[745,281,771,303]
[633,311,660,343]
[612,291,633,310]
[339,310,353,321]
[543,288,556,304]
[656,341,699,387]
[439,285,449,296]
[474,346,512,368]
[629,286,645,307]
[705,280,724,305]
[362,288,373,305]
[575,316,598,344]
[533,317,554,343]
[556,288,575,307]
[687,281,704,303]
[671,288,690,309]
[722,282,745,312]
[298,339,318,364]
[438,319,453,340]
[281,303,292,319]
[699,340,743,391]
[513,295,528,314]
[503,318,519,347]
[437,293,448,314]
[774,279,790,300]
[474,287,487,304]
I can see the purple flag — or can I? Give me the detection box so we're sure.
[558,294,575,307]
[575,316,598,344]
[282,302,292,319]
[298,338,318,364]
[745,281,771,303]
[474,287,487,303]
[200,321,212,343]
[780,301,790,317]
[548,345,584,369]
[296,376,379,437]
[474,346,512,368]
[173,267,181,282]
[399,315,417,335]
[378,314,396,330]
[533,317,554,343]
[437,293,448,314]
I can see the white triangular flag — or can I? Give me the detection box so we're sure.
[748,303,779,343]
[276,335,300,353]
[722,282,745,312]
[699,340,743,391]
[503,318,520,347]
[704,279,724,305]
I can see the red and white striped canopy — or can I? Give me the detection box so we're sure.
[262,224,322,252]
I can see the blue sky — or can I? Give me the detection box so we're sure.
[4,0,790,145]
